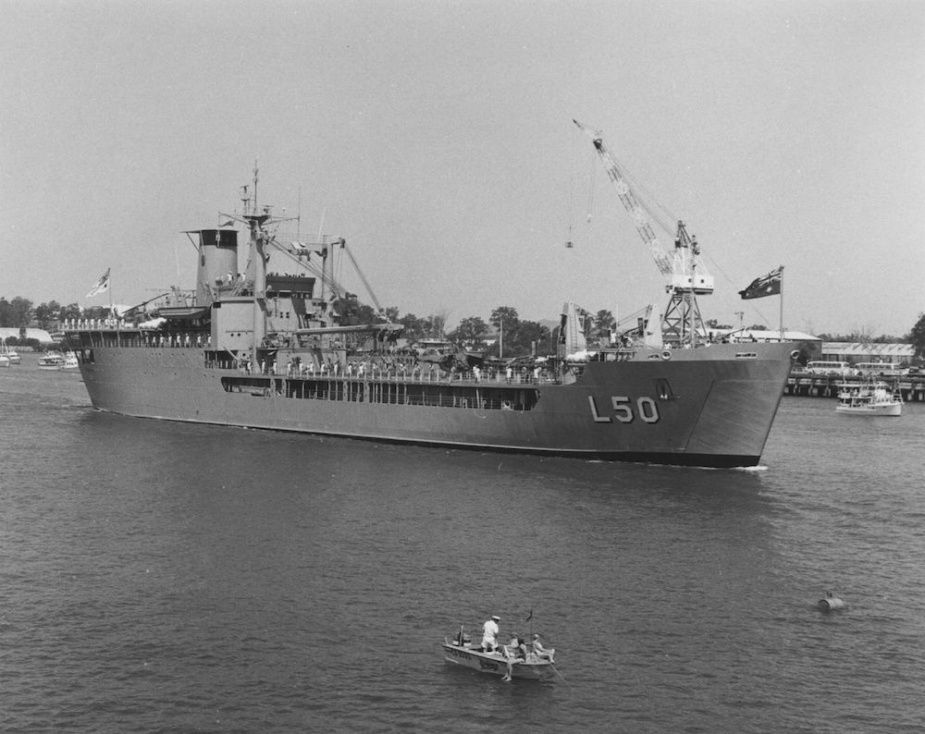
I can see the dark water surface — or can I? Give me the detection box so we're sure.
[2,356,923,732]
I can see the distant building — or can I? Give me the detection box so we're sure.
[707,328,821,345]
[0,327,55,345]
[821,342,915,364]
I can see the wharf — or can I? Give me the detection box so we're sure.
[785,373,925,402]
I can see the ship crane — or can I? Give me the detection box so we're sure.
[573,119,714,347]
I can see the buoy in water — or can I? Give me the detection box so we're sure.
[818,592,846,611]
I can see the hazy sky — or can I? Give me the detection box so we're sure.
[2,0,923,336]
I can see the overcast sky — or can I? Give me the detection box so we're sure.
[2,0,923,336]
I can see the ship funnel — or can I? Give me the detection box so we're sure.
[197,229,238,305]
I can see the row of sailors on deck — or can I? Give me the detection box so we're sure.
[64,318,128,330]
[276,360,546,383]
[148,333,209,347]
[240,357,551,383]
[284,360,421,379]
[475,365,546,383]
[241,359,425,377]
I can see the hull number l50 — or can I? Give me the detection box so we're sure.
[589,395,660,424]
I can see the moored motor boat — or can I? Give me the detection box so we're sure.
[835,379,902,416]
[38,352,66,370]
[0,345,19,365]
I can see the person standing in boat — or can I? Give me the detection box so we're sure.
[481,615,500,653]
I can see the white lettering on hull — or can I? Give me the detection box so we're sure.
[588,395,612,423]
[589,395,661,424]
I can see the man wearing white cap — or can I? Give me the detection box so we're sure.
[481,614,500,653]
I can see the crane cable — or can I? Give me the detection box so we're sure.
[342,242,383,313]
[266,237,348,299]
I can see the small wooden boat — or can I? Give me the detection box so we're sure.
[441,635,557,681]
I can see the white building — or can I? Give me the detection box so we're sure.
[820,342,915,364]
[0,327,55,345]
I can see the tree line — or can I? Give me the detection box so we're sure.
[343,300,619,358]
[0,292,564,359]
[333,297,582,358]
[1,297,113,333]
[445,306,617,358]
[6,292,925,359]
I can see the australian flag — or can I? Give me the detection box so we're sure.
[739,266,783,300]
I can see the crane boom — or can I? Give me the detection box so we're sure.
[574,119,715,348]
[573,119,674,277]
[573,119,713,296]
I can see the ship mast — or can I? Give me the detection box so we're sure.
[243,163,269,370]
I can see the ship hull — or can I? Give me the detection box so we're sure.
[71,338,792,468]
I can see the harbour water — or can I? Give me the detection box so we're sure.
[2,355,923,732]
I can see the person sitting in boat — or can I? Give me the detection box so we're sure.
[481,615,500,653]
[505,634,527,660]
[502,633,527,682]
[531,633,555,663]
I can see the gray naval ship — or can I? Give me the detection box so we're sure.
[67,151,794,468]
